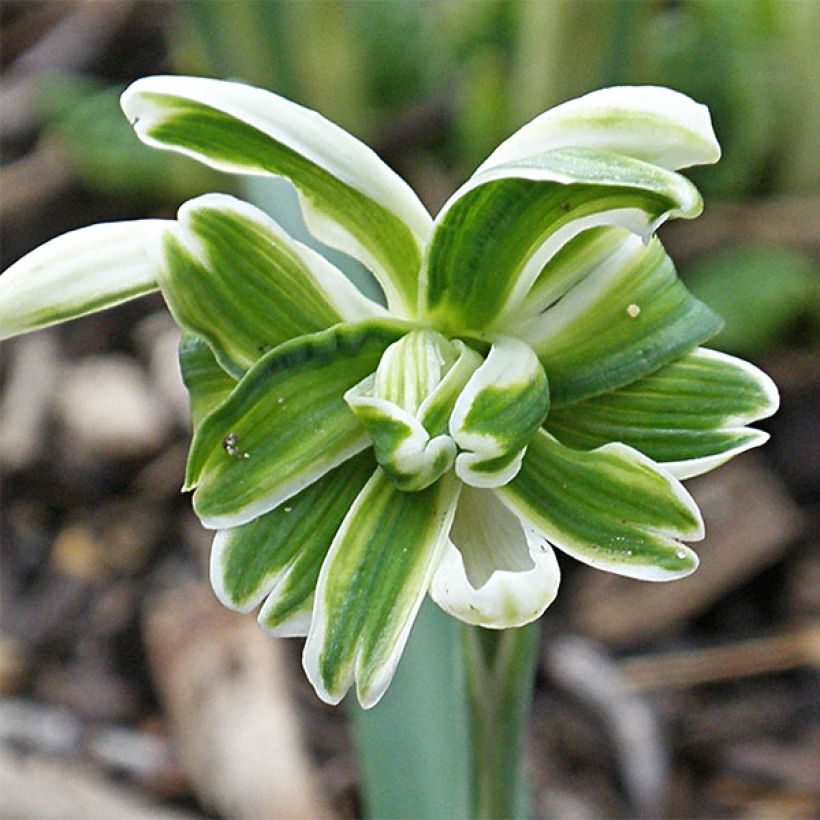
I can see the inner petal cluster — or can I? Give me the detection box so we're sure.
[345,329,550,492]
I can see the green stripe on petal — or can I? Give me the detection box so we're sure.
[210,452,375,630]
[479,85,720,174]
[178,332,236,431]
[546,347,779,479]
[422,147,702,333]
[430,487,560,629]
[121,76,430,317]
[450,338,549,488]
[498,430,703,581]
[186,319,410,529]
[0,220,167,341]
[522,228,722,406]
[160,194,385,377]
[303,470,460,708]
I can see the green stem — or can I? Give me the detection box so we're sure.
[462,622,540,819]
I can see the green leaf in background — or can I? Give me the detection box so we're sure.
[351,599,470,820]
[37,76,219,202]
[685,243,820,356]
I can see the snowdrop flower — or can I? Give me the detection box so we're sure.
[0,78,778,707]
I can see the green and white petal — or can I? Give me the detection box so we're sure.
[422,147,702,333]
[178,332,236,431]
[430,487,560,629]
[521,228,722,406]
[161,194,385,377]
[344,384,457,492]
[449,338,549,488]
[345,331,482,490]
[546,347,780,479]
[304,470,460,708]
[186,319,410,529]
[498,430,704,581]
[479,85,720,174]
[210,452,375,637]
[0,220,168,341]
[121,76,431,317]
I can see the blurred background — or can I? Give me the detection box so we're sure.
[0,1,817,817]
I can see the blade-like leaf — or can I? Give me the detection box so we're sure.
[303,470,461,708]
[546,347,779,478]
[0,220,168,340]
[160,194,385,377]
[430,487,560,629]
[186,319,410,529]
[121,76,431,317]
[520,228,722,406]
[421,147,702,333]
[479,85,720,174]
[498,430,703,581]
[450,338,549,488]
[210,451,375,635]
[178,332,236,431]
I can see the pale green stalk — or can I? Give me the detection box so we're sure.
[462,622,540,819]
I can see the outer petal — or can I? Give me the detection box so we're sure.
[478,85,721,173]
[546,347,780,479]
[498,430,704,581]
[303,470,460,708]
[521,228,722,406]
[178,332,236,431]
[422,147,702,333]
[160,194,385,377]
[0,220,168,340]
[209,452,375,636]
[186,319,410,529]
[430,487,560,629]
[121,76,431,317]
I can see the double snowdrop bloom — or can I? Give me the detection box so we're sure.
[0,78,778,707]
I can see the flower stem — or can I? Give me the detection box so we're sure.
[462,622,540,819]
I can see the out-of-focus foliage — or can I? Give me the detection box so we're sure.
[686,244,820,357]
[36,75,222,204]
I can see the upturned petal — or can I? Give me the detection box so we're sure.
[546,347,779,478]
[520,228,722,405]
[478,85,721,173]
[121,75,431,317]
[498,430,703,581]
[0,220,168,340]
[422,147,703,333]
[159,194,385,378]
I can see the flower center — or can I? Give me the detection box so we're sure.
[345,330,550,491]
